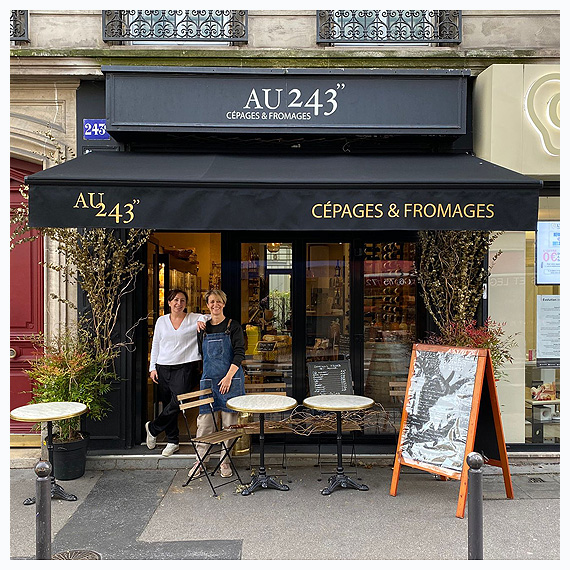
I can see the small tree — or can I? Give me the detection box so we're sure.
[416,230,503,332]
[41,226,151,368]
[416,230,517,378]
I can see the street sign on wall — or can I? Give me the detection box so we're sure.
[83,119,111,140]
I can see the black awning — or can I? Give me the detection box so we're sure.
[26,152,540,231]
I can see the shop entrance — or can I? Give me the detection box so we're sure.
[145,231,222,439]
[144,231,419,443]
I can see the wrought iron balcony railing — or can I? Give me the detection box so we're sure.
[102,10,248,43]
[317,10,462,44]
[10,10,29,42]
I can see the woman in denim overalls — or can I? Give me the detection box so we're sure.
[192,289,245,478]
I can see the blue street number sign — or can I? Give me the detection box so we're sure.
[83,119,110,140]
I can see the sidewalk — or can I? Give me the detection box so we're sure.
[10,447,561,560]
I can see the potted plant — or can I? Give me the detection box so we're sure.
[425,318,518,380]
[27,326,115,480]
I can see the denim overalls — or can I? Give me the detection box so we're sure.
[199,319,245,414]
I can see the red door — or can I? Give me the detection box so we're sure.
[10,158,44,437]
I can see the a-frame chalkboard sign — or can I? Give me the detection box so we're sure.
[390,344,514,518]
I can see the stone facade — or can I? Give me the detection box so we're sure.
[9,11,561,445]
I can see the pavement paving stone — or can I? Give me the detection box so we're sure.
[10,458,561,560]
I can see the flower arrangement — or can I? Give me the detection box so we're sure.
[27,328,115,442]
[426,318,518,380]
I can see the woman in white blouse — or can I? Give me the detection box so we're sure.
[145,289,209,457]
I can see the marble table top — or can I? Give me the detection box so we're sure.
[10,402,88,423]
[227,394,297,414]
[303,394,374,412]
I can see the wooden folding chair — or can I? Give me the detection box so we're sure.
[177,388,243,496]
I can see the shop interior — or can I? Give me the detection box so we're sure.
[144,232,419,444]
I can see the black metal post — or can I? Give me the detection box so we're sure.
[258,412,266,477]
[336,411,343,475]
[35,460,52,560]
[467,452,484,560]
[24,420,77,504]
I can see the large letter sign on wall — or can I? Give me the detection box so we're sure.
[105,66,468,135]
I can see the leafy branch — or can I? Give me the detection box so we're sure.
[416,230,503,331]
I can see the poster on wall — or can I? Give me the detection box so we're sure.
[536,295,560,367]
[536,221,560,285]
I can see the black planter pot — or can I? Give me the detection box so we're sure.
[51,432,90,480]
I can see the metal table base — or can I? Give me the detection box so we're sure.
[321,410,369,496]
[241,412,289,495]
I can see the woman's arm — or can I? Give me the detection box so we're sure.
[218,363,239,395]
[218,321,245,394]
[149,317,163,383]
[229,320,246,367]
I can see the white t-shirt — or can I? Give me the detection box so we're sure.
[149,313,210,371]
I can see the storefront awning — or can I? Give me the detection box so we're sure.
[26,152,541,231]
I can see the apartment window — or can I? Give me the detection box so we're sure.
[102,10,248,44]
[316,10,461,45]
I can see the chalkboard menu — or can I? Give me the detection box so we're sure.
[308,360,353,395]
[390,343,514,518]
[399,347,479,473]
[338,334,350,357]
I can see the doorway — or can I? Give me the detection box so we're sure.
[10,158,43,444]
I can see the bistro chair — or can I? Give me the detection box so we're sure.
[178,388,243,497]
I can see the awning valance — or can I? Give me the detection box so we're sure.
[26,152,541,231]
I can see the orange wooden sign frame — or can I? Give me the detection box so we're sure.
[390,344,514,518]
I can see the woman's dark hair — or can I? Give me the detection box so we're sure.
[167,289,188,303]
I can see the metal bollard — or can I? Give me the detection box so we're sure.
[467,452,484,560]
[35,460,52,560]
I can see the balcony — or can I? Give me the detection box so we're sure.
[10,10,29,42]
[316,10,461,45]
[102,10,248,43]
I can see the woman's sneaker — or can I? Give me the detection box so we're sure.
[145,421,156,450]
[188,461,205,478]
[220,463,233,478]
[162,443,179,457]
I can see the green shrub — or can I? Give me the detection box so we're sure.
[27,329,115,442]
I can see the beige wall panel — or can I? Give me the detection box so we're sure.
[249,11,316,49]
[473,64,560,179]
[28,10,104,49]
[489,231,527,443]
[462,11,560,49]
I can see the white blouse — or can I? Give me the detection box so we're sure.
[149,313,210,371]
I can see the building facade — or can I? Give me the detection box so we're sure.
[10,10,560,452]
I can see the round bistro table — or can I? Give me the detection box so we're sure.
[227,394,297,495]
[303,394,374,495]
[10,402,88,505]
